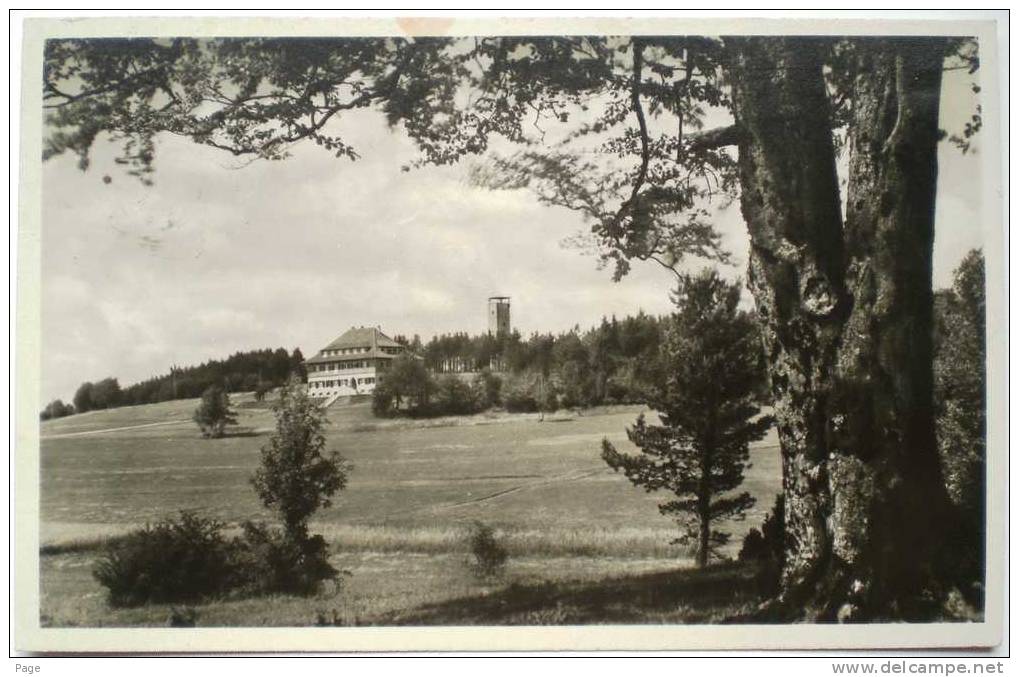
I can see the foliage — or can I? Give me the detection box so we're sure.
[40,399,74,420]
[192,385,237,438]
[232,521,340,596]
[602,270,772,567]
[933,250,985,578]
[432,374,480,416]
[467,521,508,579]
[251,378,349,539]
[73,378,121,413]
[92,511,240,607]
[45,37,975,284]
[372,354,433,416]
[501,374,540,413]
[471,369,502,409]
[739,493,785,594]
[377,313,664,419]
[72,381,93,414]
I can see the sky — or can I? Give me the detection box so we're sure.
[39,63,986,404]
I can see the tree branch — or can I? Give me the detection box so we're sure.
[686,124,743,151]
[627,40,651,211]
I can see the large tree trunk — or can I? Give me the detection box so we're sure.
[726,37,952,620]
[835,37,955,619]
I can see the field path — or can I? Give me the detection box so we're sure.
[40,419,189,440]
[384,465,609,519]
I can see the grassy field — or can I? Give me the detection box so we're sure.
[39,394,781,626]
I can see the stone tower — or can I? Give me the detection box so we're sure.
[488,296,511,336]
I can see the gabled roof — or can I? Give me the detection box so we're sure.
[304,326,405,365]
[323,326,401,351]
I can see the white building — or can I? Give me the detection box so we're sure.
[305,326,405,398]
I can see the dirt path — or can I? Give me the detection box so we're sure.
[40,419,190,440]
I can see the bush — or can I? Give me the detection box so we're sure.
[233,521,340,596]
[502,375,539,413]
[467,521,508,578]
[539,380,559,412]
[433,374,480,415]
[471,369,502,409]
[93,511,240,607]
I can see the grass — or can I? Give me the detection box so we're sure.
[42,522,693,560]
[38,397,782,626]
[41,545,760,627]
[378,560,766,626]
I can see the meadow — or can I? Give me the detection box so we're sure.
[38,394,781,626]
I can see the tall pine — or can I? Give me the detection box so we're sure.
[602,270,772,567]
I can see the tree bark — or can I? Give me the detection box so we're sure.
[834,37,955,619]
[726,37,952,620]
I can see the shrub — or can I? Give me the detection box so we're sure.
[467,521,508,578]
[471,369,502,409]
[432,374,480,415]
[233,521,340,596]
[93,511,240,607]
[538,380,559,412]
[502,375,539,413]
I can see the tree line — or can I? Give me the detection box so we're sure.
[44,347,307,418]
[374,312,670,417]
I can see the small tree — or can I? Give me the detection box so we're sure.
[602,270,773,567]
[192,385,237,438]
[373,355,433,415]
[251,377,349,541]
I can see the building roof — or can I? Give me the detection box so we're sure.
[324,326,402,351]
[305,326,405,365]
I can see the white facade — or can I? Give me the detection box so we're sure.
[305,326,405,399]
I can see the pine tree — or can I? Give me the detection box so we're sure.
[602,270,772,567]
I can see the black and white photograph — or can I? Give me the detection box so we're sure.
[13,13,1006,653]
